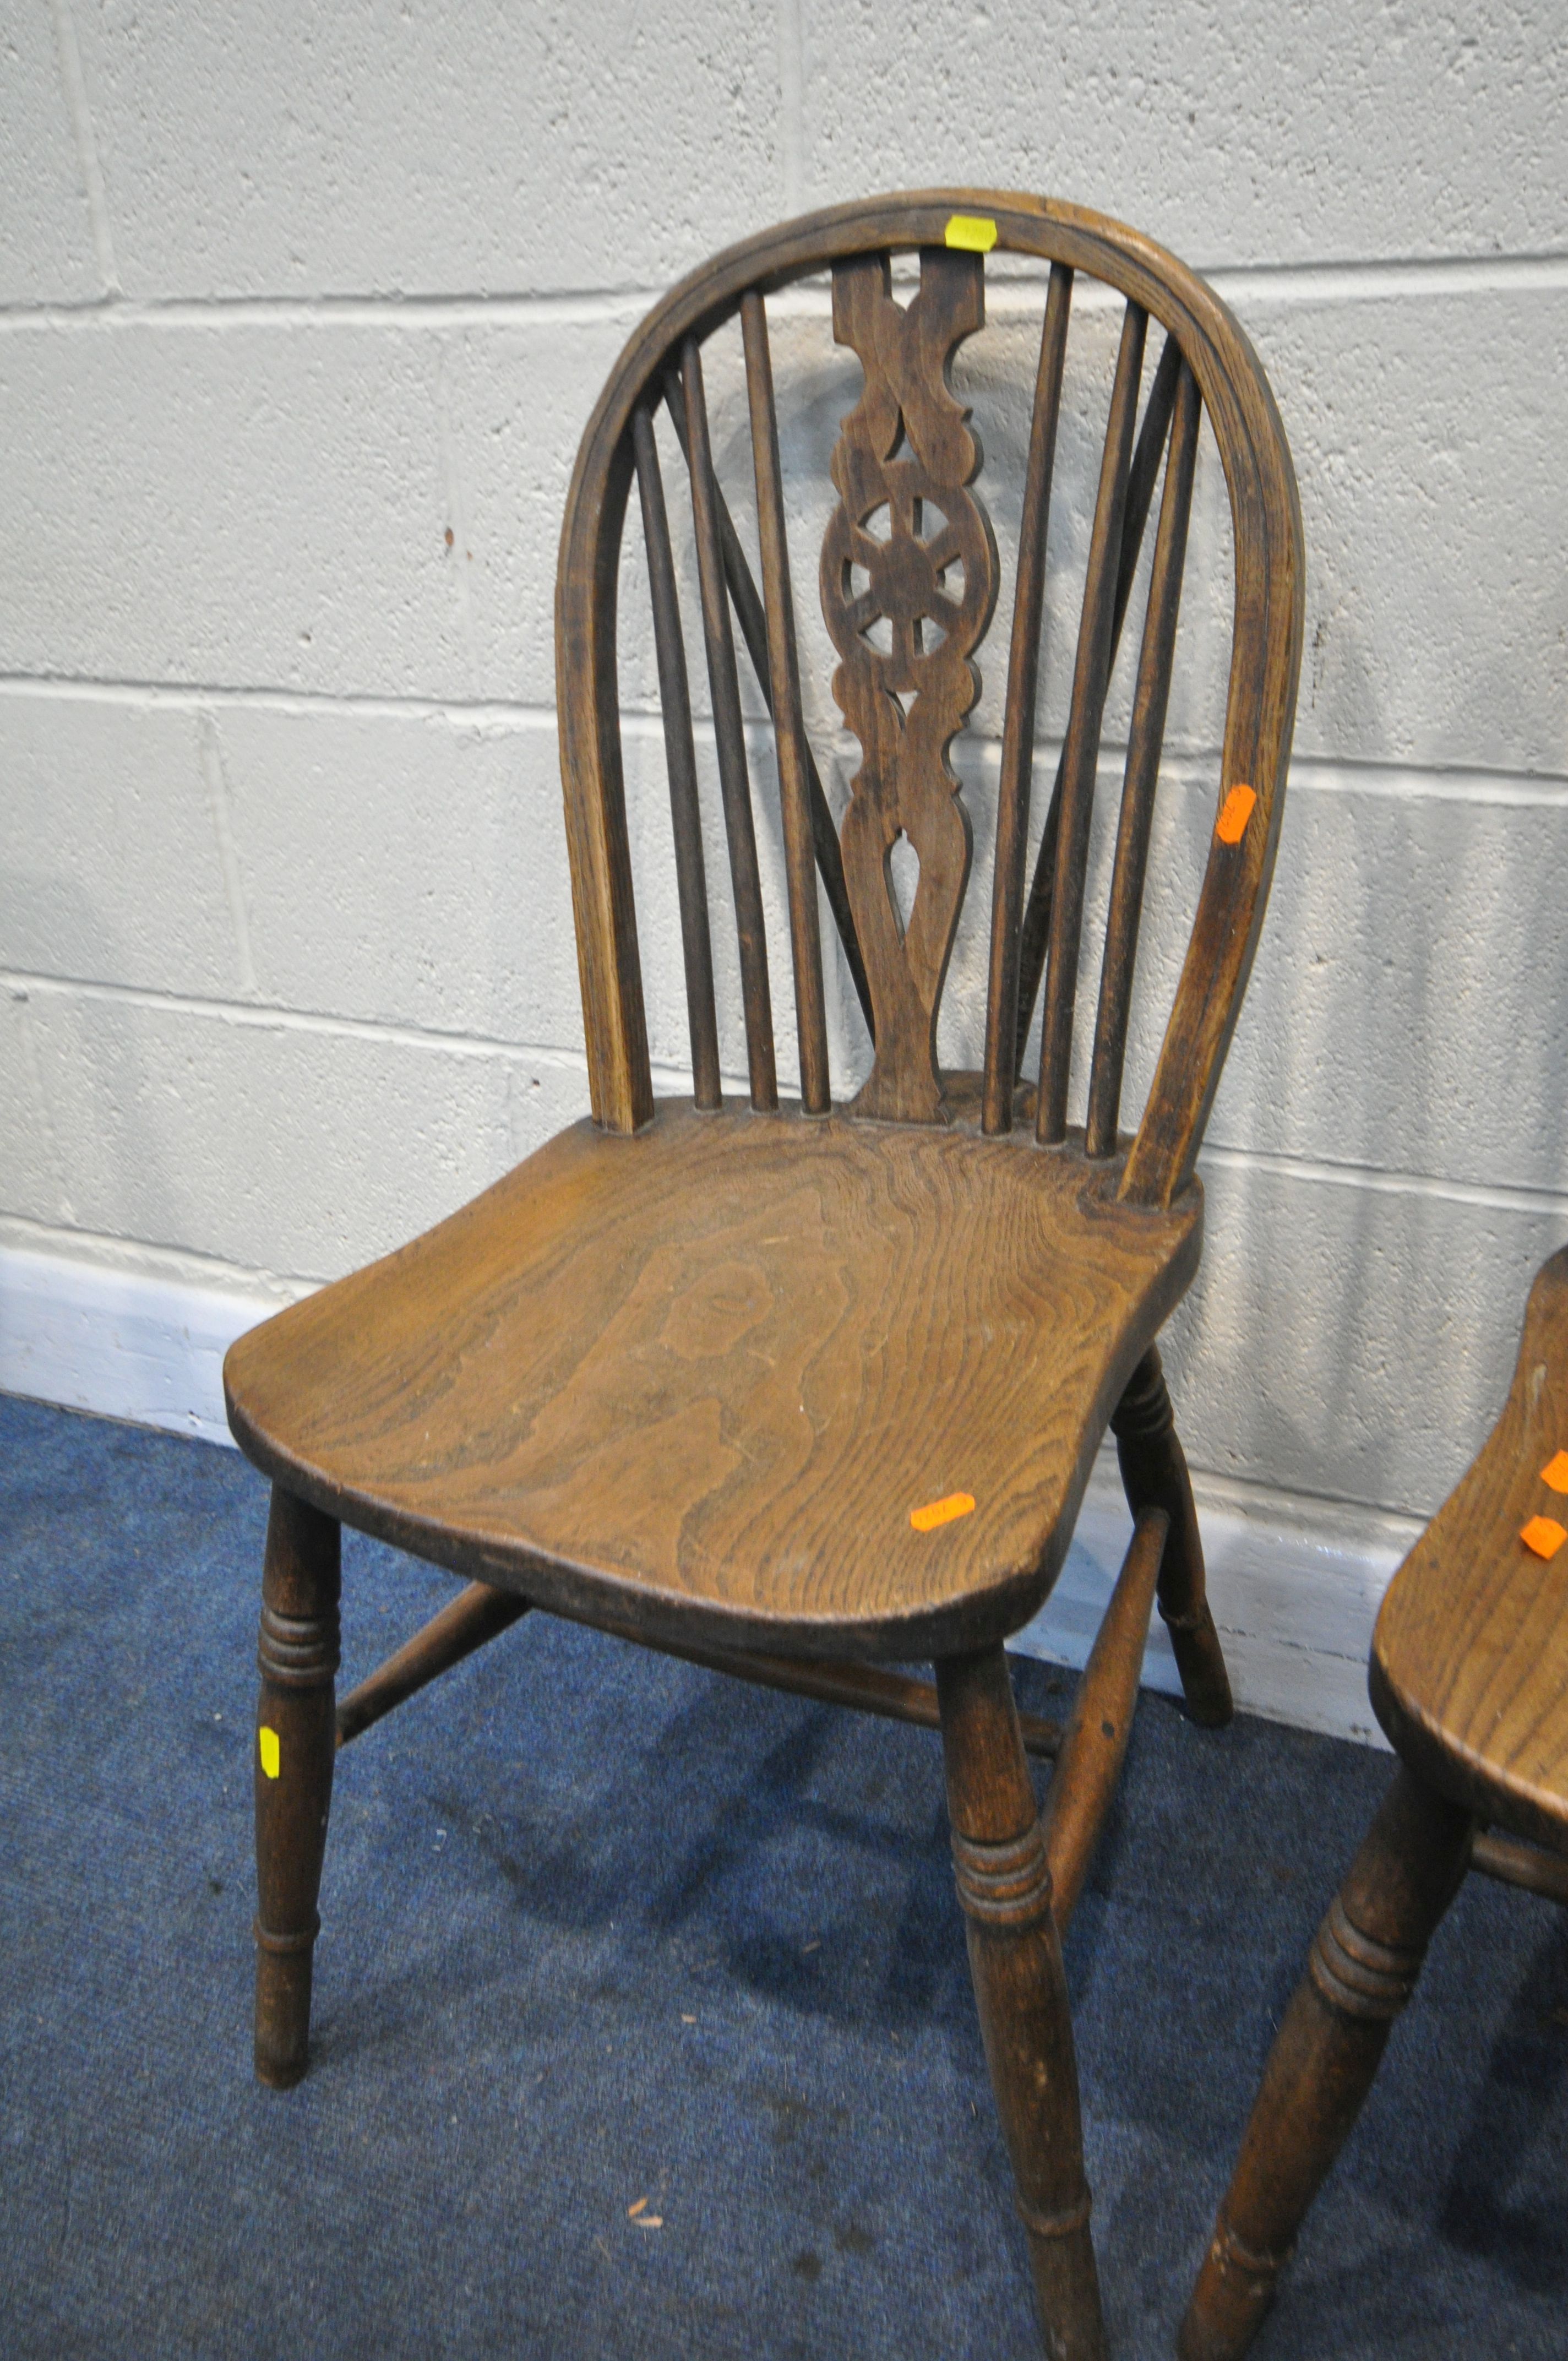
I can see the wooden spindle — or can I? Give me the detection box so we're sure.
[681,336,778,1111]
[1084,360,1200,1158]
[937,1647,1108,2355]
[742,291,831,1114]
[253,1488,340,2088]
[1110,336,1183,659]
[1035,302,1148,1145]
[1042,1507,1166,1930]
[1111,1342,1232,1725]
[1469,1828,1568,1905]
[590,1606,1064,1759]
[662,369,875,1041]
[1012,335,1182,1080]
[632,403,723,1110]
[336,1581,531,1748]
[1180,1770,1473,2361]
[982,262,1073,1136]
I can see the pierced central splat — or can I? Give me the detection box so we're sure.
[820,247,998,1122]
[844,496,967,663]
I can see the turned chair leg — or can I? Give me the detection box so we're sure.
[1111,1346,1232,1726]
[936,1647,1108,2361]
[253,1484,341,2088]
[1178,1765,1474,2360]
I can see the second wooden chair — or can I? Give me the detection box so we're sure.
[1182,1247,1568,2358]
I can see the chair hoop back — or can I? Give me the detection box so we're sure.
[556,191,1304,1209]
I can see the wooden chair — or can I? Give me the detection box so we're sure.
[225,191,1303,2358]
[1180,1247,1568,2359]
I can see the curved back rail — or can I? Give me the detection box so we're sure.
[556,191,1303,1209]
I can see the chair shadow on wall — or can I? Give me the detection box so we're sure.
[1203,526,1568,1519]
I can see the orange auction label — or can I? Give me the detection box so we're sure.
[1216,783,1257,845]
[911,1491,976,1533]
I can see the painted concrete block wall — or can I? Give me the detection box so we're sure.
[3,1,1566,1549]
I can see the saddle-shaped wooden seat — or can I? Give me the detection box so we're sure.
[1371,1247,1568,1850]
[230,191,1304,2359]
[226,1093,1201,1660]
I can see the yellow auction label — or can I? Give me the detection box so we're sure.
[944,215,998,254]
[258,1725,281,1779]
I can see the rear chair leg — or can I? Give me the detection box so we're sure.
[936,1647,1108,2361]
[1178,1766,1473,2360]
[1111,1345,1232,1726]
[253,1485,341,2088]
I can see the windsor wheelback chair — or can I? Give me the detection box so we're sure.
[225,191,1303,2357]
[1180,1247,1568,2360]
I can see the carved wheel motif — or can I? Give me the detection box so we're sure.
[820,247,998,1122]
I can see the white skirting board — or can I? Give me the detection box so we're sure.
[0,1234,1415,1749]
[0,1233,300,1449]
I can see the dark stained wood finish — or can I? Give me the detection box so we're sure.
[983,260,1073,1137]
[937,1647,1108,2357]
[1085,359,1200,1158]
[556,193,1302,1182]
[1179,1770,1473,2361]
[1043,1506,1165,1930]
[253,1486,340,2088]
[659,366,876,1041]
[742,289,830,1114]
[1012,332,1183,1092]
[821,245,999,1123]
[681,335,777,1109]
[236,194,1305,2357]
[1183,1247,1568,2357]
[337,1573,1064,1759]
[335,1579,531,1748]
[1469,1826,1568,1903]
[631,401,722,1109]
[590,1606,1064,1757]
[226,1097,1201,1665]
[1110,336,1185,648]
[1036,300,1148,1146]
[1110,1342,1232,1724]
[1370,1246,1568,1851]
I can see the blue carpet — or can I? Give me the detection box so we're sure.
[1,1390,1564,2358]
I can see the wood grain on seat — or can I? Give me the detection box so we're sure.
[226,1094,1200,1663]
[1371,1247,1568,1852]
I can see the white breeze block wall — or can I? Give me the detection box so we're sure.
[3,0,1566,1560]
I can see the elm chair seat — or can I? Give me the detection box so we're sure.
[1371,1248,1568,1847]
[226,1093,1200,1660]
[229,190,1303,2359]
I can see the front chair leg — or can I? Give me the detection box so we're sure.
[253,1484,341,2088]
[936,1647,1108,2361]
[1111,1345,1232,1726]
[1178,1765,1474,2360]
